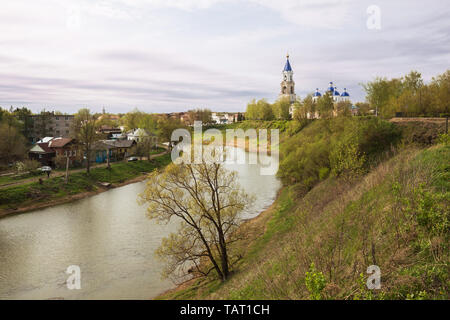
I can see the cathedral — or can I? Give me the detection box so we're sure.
[312,82,351,103]
[278,54,352,117]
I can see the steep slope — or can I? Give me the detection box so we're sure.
[160,119,449,300]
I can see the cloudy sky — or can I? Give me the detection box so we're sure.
[0,0,449,114]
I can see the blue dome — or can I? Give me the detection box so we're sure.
[327,82,334,92]
[341,88,350,97]
[333,87,340,96]
[283,58,292,72]
[313,88,321,97]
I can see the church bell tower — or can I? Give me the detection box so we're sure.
[279,54,296,104]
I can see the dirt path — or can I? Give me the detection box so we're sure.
[0,150,170,218]
[0,150,169,190]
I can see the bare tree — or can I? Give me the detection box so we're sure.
[139,161,253,282]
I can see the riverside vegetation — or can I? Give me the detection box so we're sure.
[159,117,449,300]
[0,153,171,213]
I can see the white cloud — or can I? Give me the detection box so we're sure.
[0,0,448,113]
[250,0,353,29]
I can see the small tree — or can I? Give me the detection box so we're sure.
[0,114,27,165]
[139,161,253,282]
[72,108,99,174]
[317,92,334,118]
[272,97,291,120]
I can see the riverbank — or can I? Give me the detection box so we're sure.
[0,152,171,219]
[156,119,449,300]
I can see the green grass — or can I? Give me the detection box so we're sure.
[0,154,172,211]
[0,171,43,186]
[161,142,449,300]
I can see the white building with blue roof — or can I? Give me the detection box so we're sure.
[312,82,351,103]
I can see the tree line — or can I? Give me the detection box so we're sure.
[362,70,449,118]
[245,97,291,120]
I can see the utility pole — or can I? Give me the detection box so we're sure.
[65,156,70,184]
[446,117,448,134]
[107,147,111,169]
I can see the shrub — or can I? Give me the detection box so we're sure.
[305,263,326,300]
[330,140,366,179]
[438,133,449,145]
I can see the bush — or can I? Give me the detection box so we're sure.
[305,263,326,300]
[330,140,366,179]
[438,133,449,145]
[278,117,401,190]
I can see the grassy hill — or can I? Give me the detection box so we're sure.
[161,118,449,300]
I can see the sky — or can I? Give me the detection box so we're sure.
[0,0,449,114]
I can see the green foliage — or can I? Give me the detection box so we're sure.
[272,97,291,120]
[316,92,334,118]
[278,117,401,189]
[163,144,449,300]
[414,185,449,236]
[0,110,28,164]
[362,70,450,118]
[330,140,366,179]
[246,99,274,120]
[305,263,326,300]
[318,167,330,180]
[354,273,374,300]
[246,98,293,121]
[438,133,449,145]
[406,291,428,300]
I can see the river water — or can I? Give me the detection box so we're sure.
[0,148,281,299]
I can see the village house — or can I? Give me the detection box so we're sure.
[92,139,137,163]
[127,128,157,144]
[28,140,56,167]
[92,141,114,164]
[48,137,82,168]
[104,139,137,161]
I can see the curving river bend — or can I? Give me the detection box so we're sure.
[0,148,281,299]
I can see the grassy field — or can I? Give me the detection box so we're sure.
[159,119,449,300]
[0,153,171,211]
[0,171,41,186]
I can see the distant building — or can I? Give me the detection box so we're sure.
[28,113,75,144]
[312,82,351,103]
[97,125,122,139]
[127,128,158,144]
[280,54,296,105]
[350,105,360,116]
[211,112,239,124]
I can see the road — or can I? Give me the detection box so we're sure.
[0,149,169,190]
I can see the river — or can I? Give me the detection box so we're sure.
[0,147,281,299]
